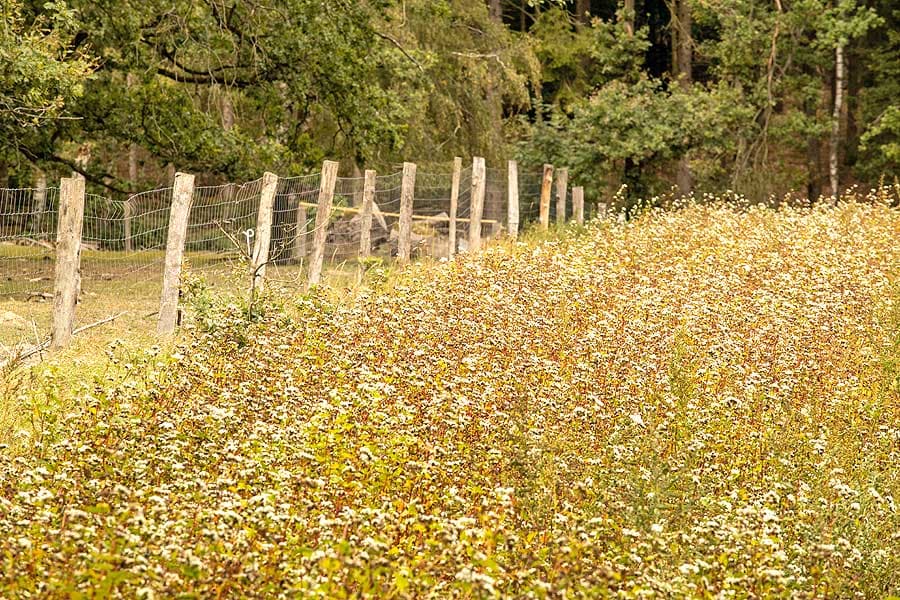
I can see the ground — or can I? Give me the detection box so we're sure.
[1,201,898,598]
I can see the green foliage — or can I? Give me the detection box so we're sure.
[0,0,94,146]
[518,0,893,200]
[520,77,747,200]
[861,105,900,168]
[856,4,900,179]
[380,0,540,163]
[1,0,897,198]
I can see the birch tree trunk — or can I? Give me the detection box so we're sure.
[829,44,844,202]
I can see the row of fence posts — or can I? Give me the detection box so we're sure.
[47,157,584,348]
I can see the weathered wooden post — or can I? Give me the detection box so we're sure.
[469,156,486,252]
[573,186,584,225]
[539,164,553,230]
[397,162,417,263]
[507,160,519,240]
[448,157,462,258]
[50,174,85,349]
[307,160,339,287]
[157,172,194,336]
[292,198,306,262]
[123,198,133,252]
[556,167,568,225]
[250,172,278,291]
[359,169,377,258]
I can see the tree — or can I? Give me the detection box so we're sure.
[13,0,414,189]
[855,1,899,183]
[0,0,94,184]
[814,0,882,199]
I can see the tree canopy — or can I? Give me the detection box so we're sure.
[0,0,897,202]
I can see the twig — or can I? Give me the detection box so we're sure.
[450,51,508,69]
[0,312,128,370]
[73,312,128,336]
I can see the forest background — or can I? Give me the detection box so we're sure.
[1,0,897,205]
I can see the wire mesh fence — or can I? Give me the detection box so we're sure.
[1,159,591,345]
[0,187,60,297]
[271,173,322,266]
[187,178,263,274]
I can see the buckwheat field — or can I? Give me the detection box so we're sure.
[2,200,898,598]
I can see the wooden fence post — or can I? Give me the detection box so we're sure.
[157,172,194,335]
[123,199,133,252]
[573,186,584,225]
[507,160,519,240]
[307,160,339,287]
[448,157,462,258]
[250,172,278,291]
[397,162,417,263]
[539,164,553,230]
[359,169,376,258]
[50,174,85,349]
[294,204,308,260]
[556,167,568,225]
[469,156,486,252]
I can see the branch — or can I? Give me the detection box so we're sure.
[374,31,424,72]
[162,49,240,77]
[16,144,131,194]
[155,66,252,88]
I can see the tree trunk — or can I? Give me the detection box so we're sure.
[489,0,502,22]
[675,1,692,84]
[576,0,591,25]
[844,47,858,171]
[829,44,844,201]
[672,0,693,197]
[221,87,235,131]
[623,0,635,36]
[126,73,139,185]
[128,145,138,183]
[805,93,822,202]
[32,169,48,235]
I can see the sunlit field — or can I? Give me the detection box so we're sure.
[1,200,898,598]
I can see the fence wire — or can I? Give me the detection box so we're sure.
[271,173,321,267]
[1,161,582,303]
[187,178,263,275]
[0,187,59,296]
[519,169,544,225]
